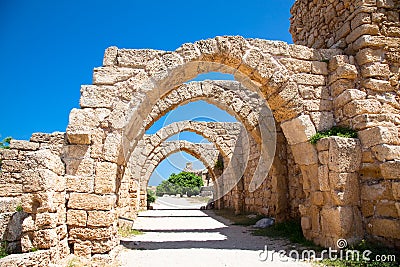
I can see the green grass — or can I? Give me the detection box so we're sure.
[309,126,358,144]
[214,209,264,226]
[318,240,400,267]
[118,227,144,237]
[252,220,320,249]
[0,241,7,259]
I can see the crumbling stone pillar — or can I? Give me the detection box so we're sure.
[19,135,70,264]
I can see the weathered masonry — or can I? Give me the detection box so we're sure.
[0,0,399,265]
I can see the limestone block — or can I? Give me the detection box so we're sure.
[278,58,311,73]
[280,115,316,145]
[28,149,65,176]
[328,137,362,173]
[267,82,299,110]
[328,55,349,72]
[66,175,94,193]
[68,108,110,129]
[67,209,87,226]
[334,89,367,108]
[117,49,161,68]
[0,160,28,173]
[103,46,118,66]
[372,144,400,161]
[359,163,383,179]
[304,100,332,112]
[94,162,117,194]
[21,192,56,213]
[80,85,116,108]
[288,45,315,60]
[249,39,290,56]
[361,181,392,201]
[91,238,118,254]
[0,149,18,160]
[346,24,380,44]
[380,161,400,179]
[330,79,356,97]
[316,138,330,151]
[22,169,61,193]
[293,73,326,86]
[376,202,398,218]
[318,151,329,165]
[369,218,400,239]
[343,99,381,118]
[87,210,116,227]
[362,78,394,91]
[69,226,115,240]
[93,67,141,85]
[10,140,39,151]
[311,61,328,75]
[351,12,372,30]
[65,158,95,177]
[329,64,358,85]
[329,172,359,192]
[393,182,400,201]
[0,197,20,213]
[32,213,57,231]
[299,164,318,191]
[33,228,57,249]
[103,133,122,164]
[74,240,92,258]
[311,191,324,206]
[318,165,330,191]
[376,0,396,8]
[361,63,391,78]
[355,48,384,65]
[310,112,334,132]
[68,193,116,210]
[63,144,91,160]
[0,183,22,197]
[66,127,91,145]
[301,216,311,230]
[362,201,375,217]
[57,225,68,241]
[358,126,399,148]
[320,206,358,237]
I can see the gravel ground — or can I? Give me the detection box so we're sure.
[119,197,313,267]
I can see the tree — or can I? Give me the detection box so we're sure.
[0,137,12,149]
[156,172,204,197]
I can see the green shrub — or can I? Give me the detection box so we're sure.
[16,204,23,212]
[147,190,156,203]
[0,137,12,149]
[319,239,400,267]
[252,220,319,248]
[309,126,357,144]
[0,241,7,258]
[156,172,203,196]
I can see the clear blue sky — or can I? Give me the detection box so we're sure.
[0,0,295,184]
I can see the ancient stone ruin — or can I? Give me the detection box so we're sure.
[0,0,399,265]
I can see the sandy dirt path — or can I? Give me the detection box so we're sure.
[119,197,313,267]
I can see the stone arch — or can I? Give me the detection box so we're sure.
[64,36,343,256]
[140,140,219,188]
[142,81,266,144]
[140,121,243,165]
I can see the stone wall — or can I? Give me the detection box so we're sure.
[0,132,69,265]
[291,0,400,247]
